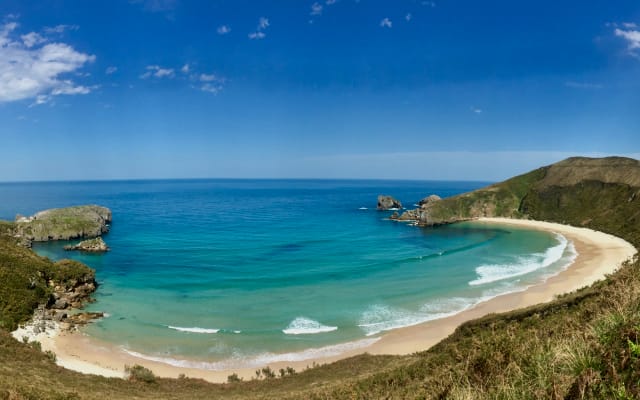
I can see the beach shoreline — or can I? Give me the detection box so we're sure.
[13,218,637,383]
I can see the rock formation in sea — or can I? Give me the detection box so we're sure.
[64,237,109,253]
[14,205,111,246]
[377,195,402,210]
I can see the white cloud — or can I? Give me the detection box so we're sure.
[140,65,175,79]
[181,63,190,73]
[200,82,223,94]
[199,73,218,82]
[258,17,269,30]
[405,13,412,22]
[21,32,46,47]
[0,21,96,104]
[471,106,482,114]
[380,18,392,28]
[615,27,640,49]
[217,25,231,35]
[248,31,265,40]
[249,17,270,40]
[564,81,604,89]
[326,0,336,4]
[105,66,118,75]
[43,24,79,35]
[310,2,323,16]
[623,22,638,29]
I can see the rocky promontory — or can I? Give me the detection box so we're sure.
[396,156,640,227]
[377,195,402,210]
[14,205,111,246]
[64,237,109,253]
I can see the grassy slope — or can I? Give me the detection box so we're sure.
[1,156,640,399]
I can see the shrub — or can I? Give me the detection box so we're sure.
[227,373,242,383]
[124,364,156,383]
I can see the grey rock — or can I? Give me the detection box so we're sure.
[377,195,402,210]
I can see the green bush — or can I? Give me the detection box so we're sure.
[124,364,156,383]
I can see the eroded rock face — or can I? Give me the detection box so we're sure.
[64,237,109,253]
[377,195,402,210]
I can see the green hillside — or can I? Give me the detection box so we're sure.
[1,156,640,399]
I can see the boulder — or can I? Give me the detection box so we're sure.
[377,195,402,210]
[64,237,109,252]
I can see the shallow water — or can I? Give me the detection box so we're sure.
[0,179,576,367]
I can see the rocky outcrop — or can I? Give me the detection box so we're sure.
[14,205,111,246]
[377,195,402,210]
[48,270,98,310]
[418,194,441,207]
[64,237,109,253]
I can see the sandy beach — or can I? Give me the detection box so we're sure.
[13,218,637,383]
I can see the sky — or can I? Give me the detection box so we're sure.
[0,0,639,182]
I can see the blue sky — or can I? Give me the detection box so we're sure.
[1,0,639,182]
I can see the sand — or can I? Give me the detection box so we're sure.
[13,218,637,383]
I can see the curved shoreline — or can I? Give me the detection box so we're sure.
[14,218,637,383]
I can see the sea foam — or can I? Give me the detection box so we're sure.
[283,317,337,335]
[124,337,379,370]
[469,233,571,286]
[168,326,220,334]
[358,299,478,336]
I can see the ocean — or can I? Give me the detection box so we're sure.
[0,179,576,369]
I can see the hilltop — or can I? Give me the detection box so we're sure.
[0,157,639,399]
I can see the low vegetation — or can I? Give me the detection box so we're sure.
[0,156,639,399]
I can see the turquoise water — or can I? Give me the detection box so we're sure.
[0,180,576,369]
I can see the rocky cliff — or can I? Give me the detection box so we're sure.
[399,156,640,229]
[14,205,112,245]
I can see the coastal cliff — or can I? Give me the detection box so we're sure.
[399,157,640,231]
[14,205,112,246]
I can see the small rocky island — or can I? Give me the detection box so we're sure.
[64,237,109,253]
[14,205,111,247]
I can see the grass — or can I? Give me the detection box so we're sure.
[0,156,639,399]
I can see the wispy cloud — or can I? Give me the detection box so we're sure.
[131,0,177,12]
[326,0,337,4]
[194,72,225,94]
[140,65,175,79]
[310,2,323,16]
[217,25,231,35]
[105,66,118,75]
[20,31,46,47]
[380,18,392,28]
[0,19,96,105]
[43,24,79,35]
[249,17,270,40]
[470,106,482,114]
[405,13,412,22]
[564,81,604,89]
[615,27,640,50]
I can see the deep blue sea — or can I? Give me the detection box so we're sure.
[0,179,576,369]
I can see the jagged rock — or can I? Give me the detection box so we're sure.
[64,237,109,252]
[54,312,67,322]
[52,299,68,309]
[377,195,402,210]
[390,211,400,220]
[65,312,104,325]
[398,209,419,221]
[418,194,442,207]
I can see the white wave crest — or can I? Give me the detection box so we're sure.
[283,317,337,335]
[469,233,570,286]
[358,207,368,210]
[123,337,379,370]
[358,299,477,336]
[167,325,219,334]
